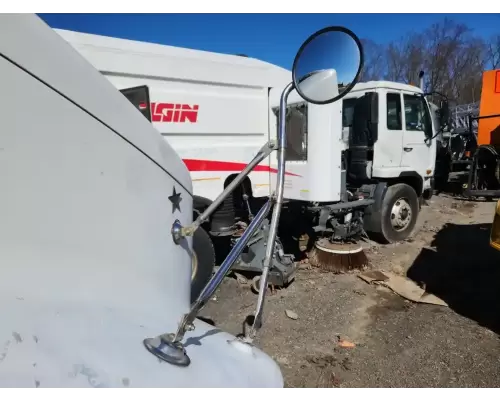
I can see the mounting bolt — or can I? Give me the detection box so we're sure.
[171,220,184,244]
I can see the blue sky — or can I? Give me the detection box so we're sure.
[38,14,500,69]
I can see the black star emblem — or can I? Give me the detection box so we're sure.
[168,186,182,213]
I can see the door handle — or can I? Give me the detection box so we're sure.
[404,147,413,152]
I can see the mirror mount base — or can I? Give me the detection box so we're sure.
[143,334,191,367]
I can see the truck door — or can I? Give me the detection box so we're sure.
[372,92,404,171]
[401,93,433,175]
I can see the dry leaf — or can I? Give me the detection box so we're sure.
[338,339,356,349]
[234,272,248,285]
[285,309,298,320]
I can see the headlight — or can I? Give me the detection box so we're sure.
[490,200,500,251]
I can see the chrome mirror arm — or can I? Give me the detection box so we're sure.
[246,81,294,340]
[175,198,272,339]
[181,141,277,237]
[143,81,294,367]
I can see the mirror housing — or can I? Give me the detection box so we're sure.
[424,91,450,131]
[120,85,152,122]
[439,99,450,128]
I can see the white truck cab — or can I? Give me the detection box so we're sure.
[342,81,436,192]
[269,79,441,243]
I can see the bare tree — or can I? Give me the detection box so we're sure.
[367,17,496,105]
[358,38,387,81]
[486,34,500,69]
[383,31,427,86]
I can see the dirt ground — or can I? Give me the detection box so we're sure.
[202,193,500,387]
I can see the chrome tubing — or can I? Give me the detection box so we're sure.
[185,141,276,235]
[248,82,294,339]
[173,199,272,343]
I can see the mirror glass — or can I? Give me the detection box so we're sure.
[292,28,363,104]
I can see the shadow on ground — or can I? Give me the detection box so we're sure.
[407,222,500,335]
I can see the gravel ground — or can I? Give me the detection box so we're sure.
[201,194,500,387]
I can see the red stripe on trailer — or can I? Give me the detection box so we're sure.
[182,159,301,177]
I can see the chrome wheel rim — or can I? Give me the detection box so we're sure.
[390,197,412,231]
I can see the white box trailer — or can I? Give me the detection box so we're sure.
[54,29,294,200]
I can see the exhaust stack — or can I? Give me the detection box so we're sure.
[418,70,425,91]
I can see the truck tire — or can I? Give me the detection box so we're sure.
[377,183,419,244]
[191,226,216,304]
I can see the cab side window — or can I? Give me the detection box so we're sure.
[342,98,358,128]
[386,93,402,130]
[403,94,432,136]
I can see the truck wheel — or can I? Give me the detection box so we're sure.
[378,183,419,244]
[191,226,216,304]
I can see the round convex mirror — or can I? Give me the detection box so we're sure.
[292,27,363,105]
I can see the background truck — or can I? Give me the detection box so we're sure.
[432,69,500,200]
[54,28,449,292]
[336,80,440,241]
